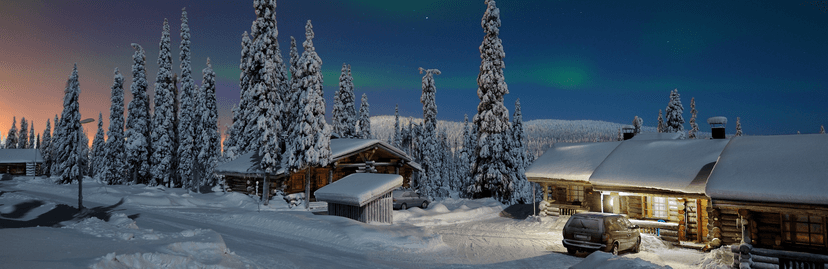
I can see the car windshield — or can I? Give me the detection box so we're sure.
[566,218,600,230]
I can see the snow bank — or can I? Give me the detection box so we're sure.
[695,246,734,269]
[394,198,505,226]
[571,251,672,269]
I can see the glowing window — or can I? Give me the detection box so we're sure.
[652,197,667,219]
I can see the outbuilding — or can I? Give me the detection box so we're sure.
[314,173,402,224]
[0,149,44,176]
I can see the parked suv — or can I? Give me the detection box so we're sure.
[392,189,429,210]
[562,213,641,255]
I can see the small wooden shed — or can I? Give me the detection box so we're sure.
[706,134,828,268]
[0,149,44,176]
[314,173,402,224]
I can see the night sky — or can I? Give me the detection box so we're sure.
[2,1,827,145]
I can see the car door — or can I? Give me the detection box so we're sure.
[617,217,633,249]
[608,217,630,249]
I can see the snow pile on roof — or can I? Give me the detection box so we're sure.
[629,132,682,141]
[570,251,671,269]
[705,134,828,205]
[213,151,274,175]
[394,198,505,226]
[0,149,44,164]
[590,139,730,194]
[314,173,403,206]
[526,141,622,182]
[707,116,727,125]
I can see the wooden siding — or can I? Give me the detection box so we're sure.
[0,163,41,175]
[619,195,710,243]
[327,192,393,224]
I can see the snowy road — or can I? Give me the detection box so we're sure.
[0,176,719,268]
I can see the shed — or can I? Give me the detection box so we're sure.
[0,149,44,176]
[706,134,828,262]
[314,173,402,223]
[589,138,729,243]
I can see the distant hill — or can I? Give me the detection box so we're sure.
[370,116,709,160]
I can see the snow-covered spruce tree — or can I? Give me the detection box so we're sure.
[664,89,685,137]
[458,115,472,198]
[419,67,441,199]
[282,36,301,140]
[222,32,253,161]
[282,20,331,208]
[41,119,52,176]
[90,112,106,178]
[632,116,643,134]
[19,117,28,149]
[657,109,664,133]
[821,125,825,134]
[177,8,200,189]
[332,63,349,137]
[471,0,515,203]
[79,124,90,177]
[150,19,176,187]
[103,68,126,185]
[222,104,240,161]
[688,97,698,139]
[198,58,220,187]
[5,117,17,149]
[511,99,532,204]
[29,124,35,149]
[58,64,83,185]
[358,93,372,139]
[394,104,402,148]
[126,44,151,185]
[36,134,40,150]
[735,117,743,137]
[50,114,60,176]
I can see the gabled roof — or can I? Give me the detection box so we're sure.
[705,134,828,205]
[589,139,730,194]
[0,149,44,164]
[314,173,403,206]
[526,141,622,182]
[215,138,421,176]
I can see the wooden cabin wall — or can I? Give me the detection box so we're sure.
[283,165,416,198]
[0,164,28,175]
[224,175,284,197]
[584,186,601,212]
[752,211,783,249]
[708,207,741,245]
[621,195,710,243]
[624,196,645,219]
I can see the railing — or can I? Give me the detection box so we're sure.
[630,219,680,242]
[731,244,828,269]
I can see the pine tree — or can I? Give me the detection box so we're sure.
[332,63,349,137]
[665,89,685,137]
[177,8,199,189]
[79,124,90,177]
[103,68,126,185]
[657,109,664,133]
[223,32,253,161]
[632,116,642,134]
[222,104,240,161]
[282,36,301,140]
[126,44,151,185]
[19,117,28,149]
[50,115,60,176]
[58,64,83,185]
[688,97,698,139]
[459,115,472,198]
[150,19,176,187]
[358,93,371,139]
[510,99,531,204]
[282,20,331,208]
[735,117,743,137]
[419,67,441,199]
[471,0,514,203]
[198,58,220,187]
[821,125,825,134]
[5,117,17,149]
[29,124,35,149]
[90,112,106,178]
[41,118,52,176]
[393,104,402,148]
[36,134,40,150]
[332,63,357,138]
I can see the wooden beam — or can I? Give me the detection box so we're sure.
[713,200,828,216]
[591,185,709,200]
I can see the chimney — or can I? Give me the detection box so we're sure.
[621,125,636,140]
[707,117,727,139]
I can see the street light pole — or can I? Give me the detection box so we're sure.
[78,118,94,211]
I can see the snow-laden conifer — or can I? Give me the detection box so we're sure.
[657,109,664,133]
[126,44,151,185]
[58,64,83,184]
[419,67,441,199]
[282,20,332,193]
[41,119,52,176]
[688,97,698,139]
[79,124,90,177]
[150,19,176,187]
[91,112,106,178]
[821,125,825,134]
[5,117,17,149]
[735,117,743,137]
[19,117,28,149]
[393,104,402,148]
[222,104,240,161]
[510,99,533,204]
[36,134,40,150]
[471,0,515,203]
[29,124,35,149]
[664,89,685,137]
[50,115,60,176]
[632,116,642,135]
[103,68,126,185]
[177,8,199,189]
[332,63,349,137]
[282,36,301,139]
[358,93,372,139]
[198,58,220,187]
[459,115,472,198]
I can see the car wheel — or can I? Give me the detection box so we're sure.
[611,243,619,256]
[633,238,641,253]
[400,203,407,210]
[567,248,576,255]
[421,201,428,208]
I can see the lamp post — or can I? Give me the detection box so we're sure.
[77,117,94,211]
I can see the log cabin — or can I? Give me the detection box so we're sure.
[215,138,421,207]
[314,173,402,224]
[0,149,44,176]
[705,134,828,268]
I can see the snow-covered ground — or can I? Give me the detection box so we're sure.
[0,175,730,268]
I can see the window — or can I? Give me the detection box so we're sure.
[546,186,554,201]
[782,214,825,246]
[568,185,584,202]
[652,197,667,219]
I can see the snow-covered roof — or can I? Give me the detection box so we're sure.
[215,138,421,176]
[525,141,622,182]
[0,149,44,164]
[628,132,682,141]
[589,139,730,194]
[314,173,403,206]
[707,116,728,125]
[705,134,828,205]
